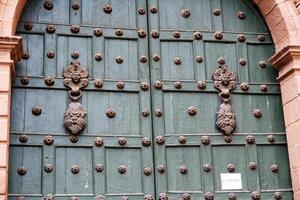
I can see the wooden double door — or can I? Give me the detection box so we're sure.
[9,0,292,199]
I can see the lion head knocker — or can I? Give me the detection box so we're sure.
[63,62,89,101]
[213,65,237,135]
[63,62,89,138]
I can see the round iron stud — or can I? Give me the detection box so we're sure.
[115,29,123,36]
[213,8,221,16]
[94,137,104,147]
[106,108,116,118]
[271,164,279,173]
[103,4,112,13]
[274,192,282,200]
[140,55,148,63]
[151,30,159,38]
[116,81,125,89]
[44,0,54,10]
[142,137,152,147]
[142,109,150,117]
[257,35,265,42]
[201,135,211,145]
[156,135,165,145]
[94,28,103,37]
[152,54,160,62]
[94,79,104,88]
[237,11,246,19]
[71,165,80,174]
[71,51,79,59]
[155,109,163,117]
[240,83,249,91]
[214,31,223,40]
[118,164,127,174]
[181,9,191,18]
[246,135,255,144]
[227,163,235,172]
[95,53,103,61]
[249,162,257,170]
[70,25,80,33]
[153,80,163,89]
[45,75,55,86]
[204,192,214,200]
[44,194,54,200]
[24,23,33,31]
[187,106,197,116]
[95,195,105,200]
[115,56,124,64]
[178,135,187,144]
[138,8,146,15]
[174,57,182,65]
[118,137,127,146]
[194,31,203,40]
[224,136,232,143]
[267,135,275,143]
[239,58,247,66]
[158,193,168,200]
[44,135,54,145]
[44,164,54,173]
[140,82,150,91]
[253,109,262,118]
[157,165,166,173]
[17,166,27,176]
[19,134,28,143]
[174,81,182,89]
[251,191,261,200]
[228,193,236,200]
[182,193,191,200]
[144,195,153,200]
[237,34,246,42]
[21,76,30,85]
[144,167,152,176]
[95,164,104,172]
[69,196,78,200]
[259,60,267,68]
[47,50,55,58]
[150,6,158,14]
[196,56,204,63]
[46,25,56,33]
[121,196,128,200]
[179,165,188,174]
[260,84,268,92]
[173,31,181,38]
[197,81,206,89]
[72,3,80,10]
[203,164,212,172]
[17,196,26,200]
[32,105,42,115]
[138,29,147,38]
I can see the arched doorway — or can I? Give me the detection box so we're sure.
[8,0,292,199]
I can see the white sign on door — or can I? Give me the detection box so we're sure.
[220,173,243,190]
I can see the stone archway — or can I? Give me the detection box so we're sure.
[1,0,300,199]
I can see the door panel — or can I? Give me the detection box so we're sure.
[148,0,292,199]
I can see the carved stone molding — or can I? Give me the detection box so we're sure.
[64,102,87,136]
[212,65,237,135]
[63,62,89,101]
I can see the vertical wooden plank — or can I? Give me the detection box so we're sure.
[211,0,223,31]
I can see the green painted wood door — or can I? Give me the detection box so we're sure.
[9,0,292,199]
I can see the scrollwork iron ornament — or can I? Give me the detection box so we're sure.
[63,62,89,101]
[212,65,237,135]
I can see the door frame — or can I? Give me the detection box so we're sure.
[1,0,300,199]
